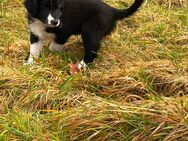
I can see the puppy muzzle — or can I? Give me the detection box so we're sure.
[50,19,60,27]
[47,14,61,27]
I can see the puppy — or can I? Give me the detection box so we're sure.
[24,0,144,70]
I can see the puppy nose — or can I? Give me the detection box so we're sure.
[50,20,59,26]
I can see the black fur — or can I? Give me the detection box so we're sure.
[30,33,39,44]
[24,0,144,65]
[24,0,38,16]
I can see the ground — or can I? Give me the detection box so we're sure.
[0,0,188,140]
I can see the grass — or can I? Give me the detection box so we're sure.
[0,0,188,140]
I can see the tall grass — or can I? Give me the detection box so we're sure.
[0,0,188,140]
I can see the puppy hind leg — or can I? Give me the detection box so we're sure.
[81,30,102,66]
[68,31,101,72]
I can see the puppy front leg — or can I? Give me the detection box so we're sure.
[49,32,70,52]
[25,32,43,65]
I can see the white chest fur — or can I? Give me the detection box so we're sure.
[29,20,55,41]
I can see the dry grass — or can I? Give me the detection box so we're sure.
[0,0,188,140]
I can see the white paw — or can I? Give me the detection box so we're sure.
[24,57,34,65]
[68,60,87,75]
[78,60,87,70]
[49,42,63,52]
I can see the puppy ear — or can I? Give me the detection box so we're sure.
[24,0,38,16]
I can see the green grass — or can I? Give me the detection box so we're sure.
[0,0,188,140]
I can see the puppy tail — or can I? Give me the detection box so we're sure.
[114,0,144,20]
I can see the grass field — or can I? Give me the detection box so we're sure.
[0,0,188,140]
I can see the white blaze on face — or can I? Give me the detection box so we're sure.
[47,13,55,25]
[47,13,60,27]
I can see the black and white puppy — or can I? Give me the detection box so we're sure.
[24,0,144,69]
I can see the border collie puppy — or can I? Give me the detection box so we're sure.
[24,0,144,69]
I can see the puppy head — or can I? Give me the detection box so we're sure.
[24,0,38,16]
[24,0,63,27]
